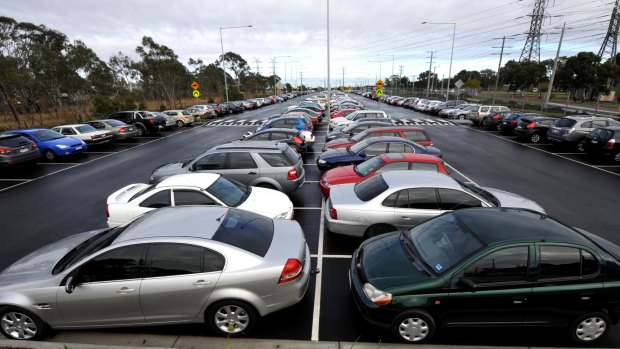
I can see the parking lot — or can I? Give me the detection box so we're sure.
[1,96,620,346]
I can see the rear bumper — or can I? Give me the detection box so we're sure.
[0,150,41,167]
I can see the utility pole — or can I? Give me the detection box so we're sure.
[520,0,547,62]
[271,58,277,95]
[543,23,566,112]
[426,51,434,98]
[342,67,345,91]
[493,36,506,105]
[598,0,619,64]
[398,65,404,95]
[253,58,262,74]
[300,72,304,93]
[430,66,437,94]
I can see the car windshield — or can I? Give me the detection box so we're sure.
[32,129,64,141]
[52,226,127,274]
[407,214,485,274]
[207,176,250,207]
[349,139,370,154]
[346,112,359,120]
[129,184,156,201]
[354,156,385,176]
[351,130,369,142]
[554,118,577,128]
[354,174,389,201]
[76,125,97,133]
[211,209,274,257]
[104,119,125,127]
[457,180,500,207]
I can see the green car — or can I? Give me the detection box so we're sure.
[350,207,620,344]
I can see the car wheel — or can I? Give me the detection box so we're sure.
[364,224,395,239]
[481,118,488,128]
[206,300,256,337]
[569,312,610,344]
[576,138,587,152]
[614,152,620,163]
[392,309,436,343]
[530,132,542,143]
[176,120,184,127]
[495,123,504,131]
[458,114,465,120]
[0,306,48,340]
[44,150,56,161]
[135,125,146,137]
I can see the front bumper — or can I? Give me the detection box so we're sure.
[349,253,394,328]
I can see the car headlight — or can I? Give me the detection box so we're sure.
[318,159,326,164]
[363,283,392,305]
[56,144,70,149]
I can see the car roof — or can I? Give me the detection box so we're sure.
[114,206,231,243]
[564,115,612,121]
[214,141,285,151]
[6,128,48,134]
[157,173,220,188]
[381,170,457,189]
[53,124,88,128]
[367,126,424,133]
[254,128,299,135]
[380,153,442,163]
[362,136,420,145]
[453,208,592,246]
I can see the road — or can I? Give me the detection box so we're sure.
[0,96,619,346]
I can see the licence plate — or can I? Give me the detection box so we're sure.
[551,128,559,134]
[128,127,134,131]
[591,139,598,144]
[19,147,28,153]
[75,146,82,150]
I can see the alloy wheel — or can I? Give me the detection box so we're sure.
[214,305,249,334]
[1,311,38,340]
[531,133,541,143]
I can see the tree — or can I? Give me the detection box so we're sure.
[555,52,617,101]
[216,52,250,87]
[479,69,497,88]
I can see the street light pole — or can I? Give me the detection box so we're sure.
[219,25,252,102]
[543,22,567,112]
[422,21,455,102]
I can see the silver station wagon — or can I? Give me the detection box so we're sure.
[0,206,311,340]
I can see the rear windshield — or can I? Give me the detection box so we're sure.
[554,118,577,128]
[207,176,249,207]
[354,174,389,201]
[0,134,29,146]
[354,156,385,177]
[33,129,64,141]
[105,119,126,127]
[259,148,298,167]
[76,125,97,133]
[590,128,613,139]
[211,209,274,257]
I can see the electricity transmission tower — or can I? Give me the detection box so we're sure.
[519,0,548,62]
[598,0,619,64]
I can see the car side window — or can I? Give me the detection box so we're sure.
[437,188,483,210]
[364,143,388,156]
[581,121,592,128]
[388,143,407,153]
[140,189,171,208]
[148,243,204,277]
[463,246,529,285]
[227,152,257,169]
[251,133,271,141]
[270,132,287,141]
[382,191,399,207]
[592,120,606,128]
[408,188,440,209]
[173,190,216,206]
[194,153,226,171]
[376,162,409,173]
[271,120,286,128]
[403,131,429,142]
[61,128,75,135]
[78,245,146,283]
[89,122,104,129]
[411,162,439,172]
[538,246,598,280]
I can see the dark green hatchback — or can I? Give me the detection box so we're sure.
[350,207,620,344]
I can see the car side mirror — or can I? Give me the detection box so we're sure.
[65,274,77,294]
[459,277,477,290]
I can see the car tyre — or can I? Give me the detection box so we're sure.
[613,151,620,163]
[576,138,587,152]
[0,306,49,340]
[364,224,395,239]
[569,311,610,344]
[176,120,184,128]
[481,118,489,128]
[135,125,146,137]
[458,114,466,120]
[530,132,542,143]
[495,123,504,131]
[44,150,56,161]
[392,309,436,343]
[206,300,257,337]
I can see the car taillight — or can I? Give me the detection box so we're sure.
[304,125,310,130]
[118,127,126,132]
[149,120,155,125]
[293,136,303,144]
[31,142,37,149]
[492,114,500,120]
[287,168,298,180]
[510,120,516,125]
[278,258,303,284]
[105,204,109,218]
[607,139,616,149]
[0,147,12,154]
[329,203,337,219]
[526,122,535,129]
[476,112,480,117]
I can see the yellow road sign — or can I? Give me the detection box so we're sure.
[375,88,383,96]
[376,80,384,88]
[348,85,352,92]
[192,90,200,98]
[191,81,199,90]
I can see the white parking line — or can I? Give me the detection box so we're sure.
[597,165,620,168]
[304,180,319,183]
[311,254,352,259]
[83,152,115,154]
[37,163,80,165]
[304,163,318,166]
[293,207,322,210]
[311,197,325,342]
[553,152,586,155]
[0,179,30,181]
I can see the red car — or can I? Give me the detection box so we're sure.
[284,111,320,126]
[319,153,450,197]
[329,108,358,119]
[322,126,432,152]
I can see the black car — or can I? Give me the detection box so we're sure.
[0,133,41,168]
[241,128,308,155]
[480,110,513,130]
[584,126,620,163]
[514,116,556,143]
[500,113,543,135]
[216,103,231,115]
[326,120,393,142]
[107,111,165,136]
[350,207,620,345]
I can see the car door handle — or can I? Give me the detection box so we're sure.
[116,287,135,294]
[193,280,212,287]
[401,216,411,219]
[512,297,527,304]
[247,172,257,175]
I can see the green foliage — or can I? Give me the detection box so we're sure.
[159,104,167,111]
[123,96,137,110]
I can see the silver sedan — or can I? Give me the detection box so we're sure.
[0,206,311,340]
[326,171,545,239]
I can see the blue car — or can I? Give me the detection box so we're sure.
[316,136,442,171]
[256,116,312,133]
[5,128,87,161]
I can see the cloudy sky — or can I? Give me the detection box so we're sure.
[2,0,615,86]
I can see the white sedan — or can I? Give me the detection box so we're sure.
[106,173,294,227]
[51,124,114,144]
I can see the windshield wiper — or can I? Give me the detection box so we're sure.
[400,231,436,275]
